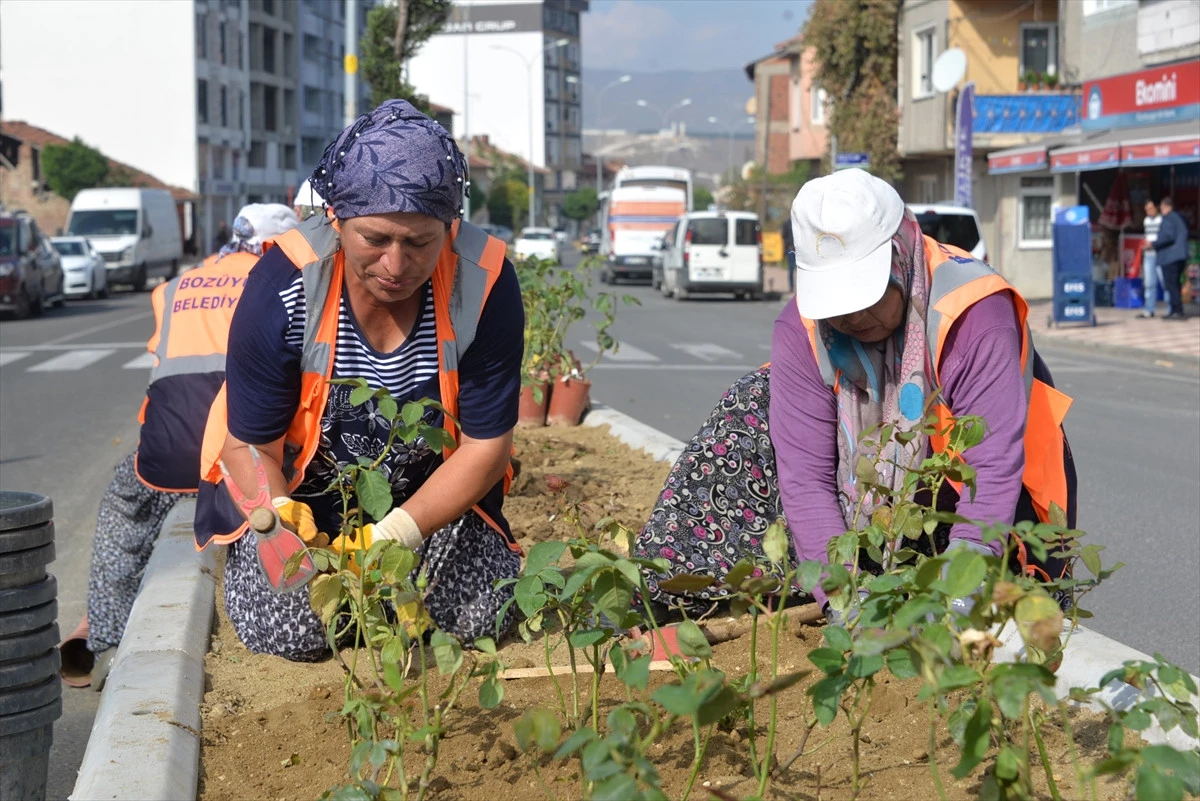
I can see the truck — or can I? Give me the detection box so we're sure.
[66,188,183,291]
[597,184,688,284]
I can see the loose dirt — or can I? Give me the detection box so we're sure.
[198,424,1133,801]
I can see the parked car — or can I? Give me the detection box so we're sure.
[581,229,601,254]
[553,227,569,245]
[478,223,514,245]
[658,210,763,300]
[65,187,183,291]
[907,203,989,264]
[0,212,66,318]
[52,236,109,299]
[514,227,559,262]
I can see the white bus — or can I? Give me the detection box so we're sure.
[597,185,688,283]
[612,166,694,213]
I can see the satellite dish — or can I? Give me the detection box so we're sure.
[932,48,967,93]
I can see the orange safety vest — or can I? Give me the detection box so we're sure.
[800,235,1073,524]
[193,215,518,551]
[135,251,257,492]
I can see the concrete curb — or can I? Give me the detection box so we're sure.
[70,499,216,801]
[584,400,1200,752]
[1037,332,1200,368]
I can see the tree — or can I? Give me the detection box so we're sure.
[693,186,714,211]
[562,187,598,221]
[486,165,529,230]
[803,0,902,182]
[41,137,109,200]
[359,0,452,112]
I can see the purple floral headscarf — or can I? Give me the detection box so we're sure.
[311,99,468,224]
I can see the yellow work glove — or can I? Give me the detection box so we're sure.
[271,497,329,548]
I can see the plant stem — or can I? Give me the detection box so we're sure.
[680,723,715,801]
[927,699,948,801]
[746,606,761,773]
[1031,709,1062,801]
[589,644,602,733]
[567,638,581,728]
[1056,700,1096,801]
[544,624,568,721]
[1021,695,1033,797]
[529,759,558,801]
[775,716,816,775]
[757,601,786,797]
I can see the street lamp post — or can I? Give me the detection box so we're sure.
[636,97,691,162]
[707,115,755,185]
[491,38,568,229]
[595,74,631,193]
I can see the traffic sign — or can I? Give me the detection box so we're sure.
[834,152,869,170]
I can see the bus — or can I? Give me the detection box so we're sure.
[611,166,694,212]
[598,184,688,283]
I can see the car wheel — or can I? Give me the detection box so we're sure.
[30,286,45,317]
[651,272,661,291]
[98,278,110,300]
[132,265,148,292]
[12,286,32,319]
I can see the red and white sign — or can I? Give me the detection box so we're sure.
[1121,136,1200,165]
[1050,145,1120,172]
[1120,234,1146,279]
[987,148,1047,174]
[1081,59,1200,131]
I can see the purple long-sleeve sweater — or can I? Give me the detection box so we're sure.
[770,292,1027,579]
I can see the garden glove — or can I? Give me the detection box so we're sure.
[272,497,329,548]
[942,539,995,618]
[329,509,424,557]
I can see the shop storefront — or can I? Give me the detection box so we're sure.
[988,58,1200,305]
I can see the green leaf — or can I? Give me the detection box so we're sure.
[1124,707,1153,731]
[676,620,712,659]
[479,674,504,709]
[852,628,912,658]
[618,653,652,691]
[569,628,608,649]
[1141,745,1200,795]
[553,727,597,760]
[950,697,992,779]
[377,395,398,422]
[886,648,919,679]
[308,573,343,625]
[752,669,813,698]
[524,540,567,576]
[1136,762,1184,801]
[513,708,561,755]
[1107,721,1125,755]
[349,383,376,406]
[848,654,884,679]
[381,635,407,694]
[916,556,946,590]
[764,520,789,565]
[808,647,846,675]
[474,637,497,655]
[725,560,756,591]
[938,664,982,692]
[995,745,1021,781]
[593,774,639,801]
[514,575,547,617]
[942,551,987,600]
[591,570,634,625]
[401,401,425,427]
[1080,543,1103,578]
[354,469,393,522]
[652,683,701,716]
[833,531,858,565]
[810,671,850,726]
[657,573,717,593]
[798,560,823,594]
[431,630,463,676]
[696,684,745,727]
[990,663,1056,720]
[824,624,853,653]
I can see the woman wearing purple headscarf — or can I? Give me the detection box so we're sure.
[210,100,524,660]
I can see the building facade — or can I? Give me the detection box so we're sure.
[406,0,588,226]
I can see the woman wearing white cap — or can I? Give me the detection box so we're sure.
[634,169,1075,621]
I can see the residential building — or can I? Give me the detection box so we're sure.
[406,0,589,226]
[897,0,1080,298]
[744,38,795,176]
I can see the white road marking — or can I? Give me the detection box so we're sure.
[0,351,31,367]
[37,311,154,346]
[577,340,661,362]
[27,349,116,372]
[669,342,745,362]
[122,352,157,369]
[0,342,145,352]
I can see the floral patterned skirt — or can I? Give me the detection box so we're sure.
[633,367,808,614]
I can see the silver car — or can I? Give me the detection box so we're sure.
[51,236,109,299]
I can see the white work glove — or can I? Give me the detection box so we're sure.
[368,507,425,551]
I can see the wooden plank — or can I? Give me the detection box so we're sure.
[498,660,676,681]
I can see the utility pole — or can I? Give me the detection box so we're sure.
[393,0,407,59]
[758,82,770,223]
[344,0,359,126]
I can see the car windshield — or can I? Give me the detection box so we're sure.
[688,218,728,246]
[67,209,139,236]
[0,223,15,257]
[53,241,86,256]
[522,231,553,241]
[914,211,980,252]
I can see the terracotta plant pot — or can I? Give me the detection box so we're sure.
[547,377,591,426]
[518,381,551,427]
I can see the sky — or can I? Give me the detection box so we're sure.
[582,0,813,73]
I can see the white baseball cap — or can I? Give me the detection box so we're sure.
[790,168,905,320]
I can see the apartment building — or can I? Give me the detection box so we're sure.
[407,0,588,226]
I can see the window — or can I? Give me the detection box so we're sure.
[237,31,244,68]
[283,144,297,170]
[913,26,936,99]
[251,83,264,129]
[810,84,827,125]
[212,146,225,178]
[283,33,294,77]
[544,69,559,101]
[197,142,209,180]
[917,175,938,204]
[545,43,560,69]
[232,150,240,179]
[239,90,246,129]
[564,41,580,69]
[219,21,227,64]
[283,88,295,129]
[262,0,275,14]
[302,136,325,167]
[564,105,580,132]
[220,85,228,127]
[249,140,266,168]
[1019,176,1054,247]
[545,101,560,134]
[1082,0,1136,14]
[1020,23,1057,77]
[197,79,209,123]
[196,13,207,59]
[248,24,261,69]
[262,28,277,74]
[303,33,320,61]
[735,219,760,246]
[688,218,728,246]
[546,137,561,165]
[304,86,321,113]
[264,85,278,131]
[565,75,580,104]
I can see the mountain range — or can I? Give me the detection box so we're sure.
[581,67,757,138]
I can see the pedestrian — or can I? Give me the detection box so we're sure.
[1138,200,1163,318]
[1153,196,1189,320]
[633,169,1077,622]
[58,204,301,690]
[194,99,524,662]
[213,220,230,253]
[781,215,795,294]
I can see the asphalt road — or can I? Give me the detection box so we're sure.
[567,249,1200,675]
[1,290,158,800]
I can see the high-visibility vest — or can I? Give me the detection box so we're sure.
[135,251,258,492]
[193,215,518,551]
[799,235,1073,524]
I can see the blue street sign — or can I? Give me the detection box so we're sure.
[834,152,870,170]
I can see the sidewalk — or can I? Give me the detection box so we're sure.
[1029,300,1200,363]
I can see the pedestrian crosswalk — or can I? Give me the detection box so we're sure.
[1,347,154,373]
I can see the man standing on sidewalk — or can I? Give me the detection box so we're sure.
[1138,200,1162,318]
[1153,196,1189,320]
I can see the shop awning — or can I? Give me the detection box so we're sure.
[1050,142,1120,172]
[1048,121,1200,172]
[987,145,1049,174]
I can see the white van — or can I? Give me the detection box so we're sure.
[66,188,183,291]
[657,210,763,300]
[907,203,989,264]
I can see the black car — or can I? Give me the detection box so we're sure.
[0,213,66,319]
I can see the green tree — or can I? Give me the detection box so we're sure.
[486,165,530,230]
[693,185,714,211]
[359,0,453,112]
[562,187,598,221]
[41,137,109,200]
[803,0,902,182]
